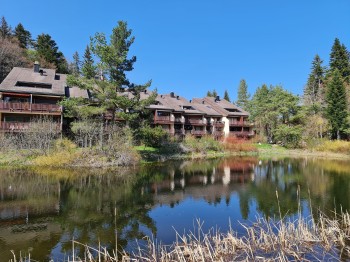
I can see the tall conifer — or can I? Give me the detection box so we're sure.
[326,69,348,139]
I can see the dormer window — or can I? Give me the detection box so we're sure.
[225,108,240,112]
[15,81,52,89]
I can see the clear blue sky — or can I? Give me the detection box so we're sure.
[2,0,350,101]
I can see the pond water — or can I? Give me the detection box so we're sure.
[1,156,350,261]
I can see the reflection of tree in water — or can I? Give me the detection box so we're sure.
[56,170,158,257]
[238,158,350,221]
[238,159,306,219]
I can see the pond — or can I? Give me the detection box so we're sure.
[1,156,350,261]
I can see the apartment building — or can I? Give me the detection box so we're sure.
[148,93,254,139]
[0,62,89,132]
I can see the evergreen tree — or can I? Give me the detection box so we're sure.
[0,16,12,38]
[206,90,213,97]
[70,51,81,76]
[250,84,301,145]
[35,33,69,73]
[236,79,250,110]
[304,54,325,110]
[326,69,348,139]
[66,21,154,123]
[329,38,350,82]
[81,45,96,79]
[90,21,137,88]
[212,89,218,98]
[14,23,32,49]
[223,90,230,102]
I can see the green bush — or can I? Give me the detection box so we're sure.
[182,135,222,153]
[139,125,168,147]
[273,124,303,148]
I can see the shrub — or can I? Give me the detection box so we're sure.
[182,135,222,153]
[273,124,303,148]
[223,136,257,152]
[316,140,350,154]
[139,125,168,148]
[31,139,79,166]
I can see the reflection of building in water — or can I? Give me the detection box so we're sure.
[148,158,257,206]
[0,172,62,261]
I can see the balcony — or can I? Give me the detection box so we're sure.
[0,122,61,132]
[191,130,206,136]
[154,115,174,124]
[213,121,225,128]
[229,131,255,137]
[229,120,251,127]
[0,102,62,114]
[185,118,207,125]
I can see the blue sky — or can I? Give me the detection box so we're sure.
[2,0,350,101]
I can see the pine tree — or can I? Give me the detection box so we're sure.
[326,69,348,139]
[223,90,230,102]
[35,33,68,73]
[304,54,325,110]
[329,38,350,82]
[206,90,213,97]
[66,21,153,123]
[90,21,136,87]
[81,45,96,79]
[236,79,250,110]
[0,16,12,38]
[14,23,32,49]
[70,51,81,76]
[212,89,218,97]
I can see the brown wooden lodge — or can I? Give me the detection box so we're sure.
[0,63,253,138]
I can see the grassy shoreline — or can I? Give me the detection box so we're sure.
[1,142,350,168]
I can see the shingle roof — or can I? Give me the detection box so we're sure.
[192,97,249,117]
[156,94,205,115]
[0,67,90,99]
[189,101,222,117]
[0,67,66,96]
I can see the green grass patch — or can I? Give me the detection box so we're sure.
[134,145,159,152]
[256,143,272,149]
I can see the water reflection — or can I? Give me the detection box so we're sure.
[1,157,350,260]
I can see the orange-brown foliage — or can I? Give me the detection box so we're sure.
[222,136,257,152]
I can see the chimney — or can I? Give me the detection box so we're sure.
[34,61,40,73]
[170,92,175,98]
[215,96,220,102]
[176,95,179,100]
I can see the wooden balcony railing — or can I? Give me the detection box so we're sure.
[191,130,206,136]
[229,121,251,127]
[154,115,174,123]
[185,119,206,125]
[0,102,62,113]
[0,122,61,132]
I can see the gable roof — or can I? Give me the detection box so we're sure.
[192,97,249,117]
[0,66,90,99]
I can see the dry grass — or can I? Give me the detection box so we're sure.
[223,137,257,152]
[11,209,350,262]
[316,140,350,154]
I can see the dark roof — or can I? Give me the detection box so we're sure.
[192,97,249,117]
[0,67,89,99]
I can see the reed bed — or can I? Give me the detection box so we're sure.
[10,209,350,262]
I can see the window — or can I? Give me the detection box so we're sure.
[16,81,52,89]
